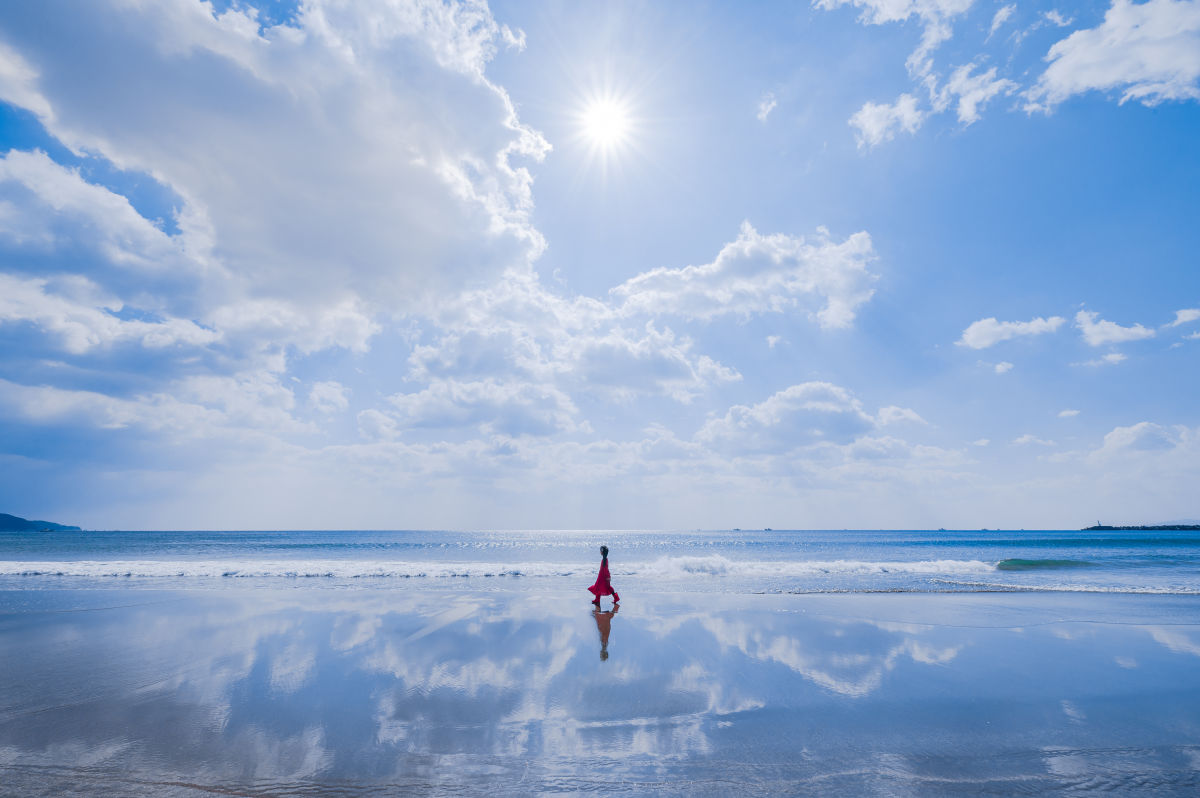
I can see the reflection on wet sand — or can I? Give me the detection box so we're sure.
[0,590,1198,794]
[593,604,618,660]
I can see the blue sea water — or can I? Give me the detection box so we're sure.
[2,528,1198,595]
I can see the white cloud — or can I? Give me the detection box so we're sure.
[1027,0,1200,110]
[0,373,305,438]
[877,406,928,426]
[989,4,1016,37]
[815,0,974,77]
[1168,308,1200,327]
[0,149,217,293]
[0,41,54,121]
[940,63,1017,124]
[571,325,741,403]
[994,361,1013,374]
[972,438,990,446]
[0,273,219,355]
[356,409,399,442]
[849,93,925,148]
[387,379,583,437]
[813,0,975,28]
[1043,10,1075,28]
[0,1,548,316]
[407,272,742,404]
[1013,433,1055,446]
[696,382,878,454]
[1074,310,1155,346]
[1058,409,1080,418]
[309,381,349,414]
[1076,352,1128,366]
[1091,421,1179,460]
[757,92,777,122]
[612,222,878,329]
[957,315,1065,348]
[766,335,783,349]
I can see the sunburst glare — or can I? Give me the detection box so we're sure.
[570,90,641,176]
[581,98,631,148]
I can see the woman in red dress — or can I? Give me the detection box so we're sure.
[588,545,620,607]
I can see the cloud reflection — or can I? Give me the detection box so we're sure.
[1,590,1197,793]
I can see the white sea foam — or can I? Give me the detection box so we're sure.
[935,579,1200,595]
[636,554,995,579]
[0,560,574,579]
[0,555,996,580]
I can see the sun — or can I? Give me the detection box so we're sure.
[566,85,644,179]
[580,98,631,149]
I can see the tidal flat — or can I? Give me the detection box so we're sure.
[1,588,1199,795]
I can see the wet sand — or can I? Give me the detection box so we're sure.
[1,588,1199,795]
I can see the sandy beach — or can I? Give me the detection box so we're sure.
[2,587,1198,795]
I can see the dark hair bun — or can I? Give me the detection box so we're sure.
[600,545,609,557]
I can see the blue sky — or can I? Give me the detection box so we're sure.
[0,0,1197,530]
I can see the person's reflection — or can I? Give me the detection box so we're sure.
[593,604,618,661]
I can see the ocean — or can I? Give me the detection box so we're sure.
[3,527,1199,595]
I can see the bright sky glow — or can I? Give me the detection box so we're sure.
[0,0,1197,530]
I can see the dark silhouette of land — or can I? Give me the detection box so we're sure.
[0,513,81,532]
[1083,524,1200,531]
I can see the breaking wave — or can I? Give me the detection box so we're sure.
[0,555,996,580]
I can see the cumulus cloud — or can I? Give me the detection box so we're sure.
[1027,0,1200,110]
[1075,310,1155,346]
[407,271,742,404]
[0,0,548,314]
[0,273,218,355]
[571,325,741,403]
[0,373,305,439]
[356,409,399,442]
[1058,409,1080,418]
[386,379,582,437]
[613,222,878,329]
[1091,421,1180,460]
[994,361,1014,374]
[0,0,571,461]
[1013,433,1055,446]
[696,382,878,454]
[877,406,927,426]
[309,382,349,414]
[0,48,56,148]
[957,315,1066,349]
[849,94,925,148]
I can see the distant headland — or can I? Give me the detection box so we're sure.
[1083,524,1200,531]
[0,513,82,532]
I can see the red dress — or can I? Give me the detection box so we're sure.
[588,557,620,603]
